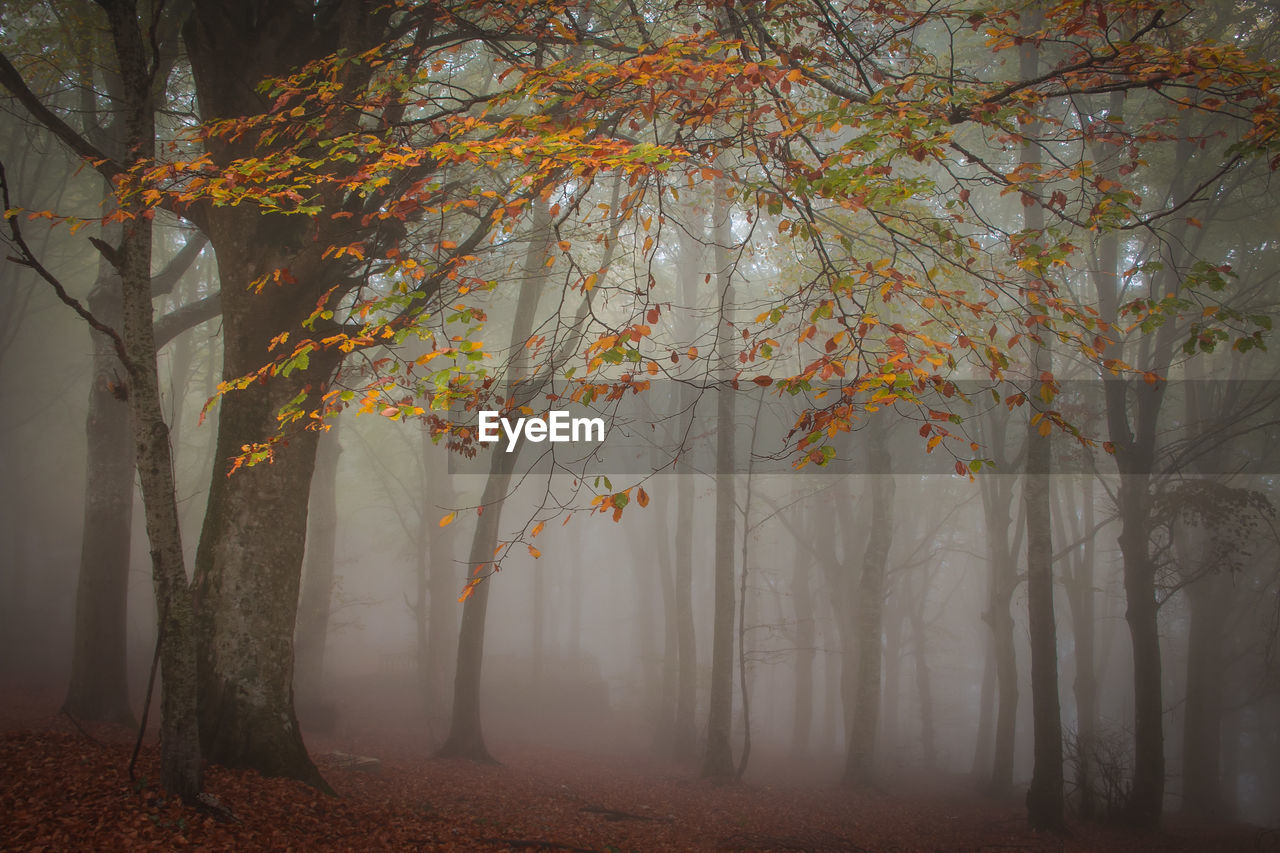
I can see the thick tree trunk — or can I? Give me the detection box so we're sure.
[64,271,136,726]
[845,419,894,784]
[183,0,390,789]
[1181,569,1229,817]
[194,343,338,791]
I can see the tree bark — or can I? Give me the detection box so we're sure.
[702,181,737,781]
[1024,349,1064,831]
[1180,550,1229,817]
[1060,475,1098,819]
[977,407,1021,795]
[183,0,390,788]
[1020,30,1065,827]
[64,263,136,726]
[844,418,894,784]
[105,0,202,801]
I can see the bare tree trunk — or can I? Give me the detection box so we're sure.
[1024,349,1064,830]
[424,439,458,724]
[845,419,894,784]
[106,0,200,799]
[702,181,737,780]
[64,257,136,726]
[978,407,1021,795]
[906,575,936,769]
[439,199,552,761]
[1180,561,1229,817]
[1060,475,1098,819]
[436,453,513,762]
[1021,29,1065,827]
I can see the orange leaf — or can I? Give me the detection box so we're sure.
[637,487,649,508]
[439,511,457,527]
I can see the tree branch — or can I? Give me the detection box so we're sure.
[154,291,220,347]
[0,51,124,179]
[0,158,132,371]
[151,231,209,297]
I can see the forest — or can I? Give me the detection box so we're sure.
[1,0,1279,850]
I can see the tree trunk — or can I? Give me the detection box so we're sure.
[702,181,737,780]
[654,492,679,752]
[1181,568,1229,817]
[1061,475,1098,819]
[294,420,341,714]
[1024,349,1064,830]
[673,468,698,757]
[845,419,894,784]
[194,339,339,790]
[184,0,391,789]
[978,405,1021,795]
[424,435,458,725]
[791,546,815,758]
[906,576,936,768]
[1020,33,1065,826]
[103,0,201,800]
[439,199,553,761]
[64,262,136,726]
[436,454,513,762]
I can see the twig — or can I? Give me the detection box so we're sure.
[129,596,168,782]
[0,158,133,372]
[60,708,105,747]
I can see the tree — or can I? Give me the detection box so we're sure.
[2,0,202,800]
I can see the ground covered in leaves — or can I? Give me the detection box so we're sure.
[1,685,1271,852]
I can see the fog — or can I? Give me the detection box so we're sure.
[2,1,1280,847]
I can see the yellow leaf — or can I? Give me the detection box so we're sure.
[439,511,456,527]
[531,521,545,537]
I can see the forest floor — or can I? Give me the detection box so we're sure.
[1,683,1272,852]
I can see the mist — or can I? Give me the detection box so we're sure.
[3,1,1280,850]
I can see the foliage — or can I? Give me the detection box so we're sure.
[9,0,1280,559]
